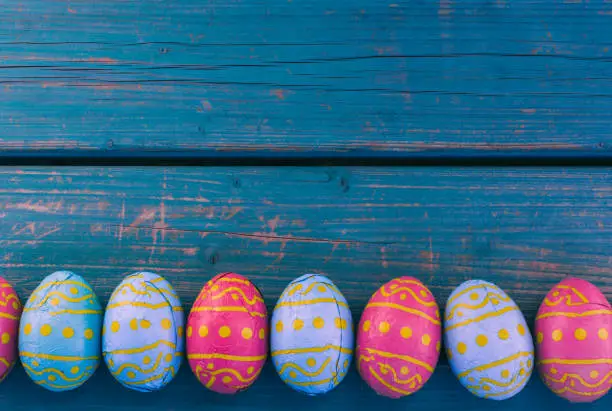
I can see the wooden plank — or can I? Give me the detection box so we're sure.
[0,166,610,408]
[2,1,612,157]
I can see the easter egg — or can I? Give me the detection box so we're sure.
[19,271,102,391]
[0,277,21,383]
[187,272,268,394]
[536,277,612,403]
[271,274,354,395]
[444,280,534,400]
[356,277,441,398]
[103,272,184,392]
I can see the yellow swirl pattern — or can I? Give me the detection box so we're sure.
[445,292,510,320]
[543,285,589,307]
[282,281,340,298]
[23,363,90,382]
[278,358,331,377]
[365,302,440,325]
[477,370,525,388]
[211,287,264,306]
[24,291,96,311]
[542,371,612,388]
[284,370,347,387]
[447,284,490,305]
[124,366,176,386]
[111,282,179,300]
[482,369,532,399]
[106,301,182,311]
[378,363,423,386]
[361,348,434,373]
[196,366,259,386]
[369,368,413,395]
[379,285,436,307]
[112,352,165,375]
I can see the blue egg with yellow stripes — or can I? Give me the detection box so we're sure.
[19,271,102,391]
[271,274,354,395]
[444,280,534,400]
[103,272,184,392]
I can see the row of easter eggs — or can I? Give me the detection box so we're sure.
[0,271,608,403]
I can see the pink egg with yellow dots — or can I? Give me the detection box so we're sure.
[186,273,268,394]
[536,277,612,403]
[0,277,21,383]
[356,277,441,398]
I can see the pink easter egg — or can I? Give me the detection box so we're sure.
[0,277,21,383]
[187,273,268,394]
[536,277,612,403]
[356,277,441,398]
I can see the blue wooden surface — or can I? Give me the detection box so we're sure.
[0,167,610,409]
[2,1,612,157]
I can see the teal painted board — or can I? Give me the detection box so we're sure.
[0,167,611,408]
[2,1,612,157]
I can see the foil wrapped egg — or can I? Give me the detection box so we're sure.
[103,272,184,392]
[445,280,534,400]
[187,272,268,394]
[0,277,21,383]
[356,277,441,398]
[271,274,354,395]
[536,277,612,402]
[19,271,102,391]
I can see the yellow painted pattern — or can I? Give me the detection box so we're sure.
[111,282,179,300]
[361,348,434,373]
[124,366,176,386]
[542,371,612,388]
[32,280,93,295]
[538,358,612,366]
[20,352,99,362]
[271,344,353,357]
[211,287,264,306]
[0,357,11,367]
[22,363,90,382]
[47,309,102,316]
[112,352,165,375]
[445,292,510,321]
[106,301,182,311]
[0,312,18,320]
[457,352,533,378]
[547,385,610,398]
[188,353,266,362]
[24,291,95,311]
[379,286,436,307]
[482,369,533,399]
[445,306,519,331]
[366,302,440,325]
[278,358,331,377]
[216,277,251,286]
[378,363,423,386]
[196,365,260,386]
[369,368,412,395]
[106,339,176,355]
[275,298,349,309]
[543,285,589,307]
[282,281,341,299]
[447,284,491,306]
[477,368,526,388]
[535,309,612,320]
[0,293,19,307]
[36,378,91,390]
[190,305,266,317]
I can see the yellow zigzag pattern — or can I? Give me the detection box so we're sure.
[361,348,434,373]
[211,287,263,306]
[543,371,612,389]
[25,291,95,311]
[284,370,347,387]
[32,280,93,297]
[112,282,178,300]
[23,363,90,382]
[279,358,331,377]
[106,301,182,311]
[196,366,260,388]
[111,352,165,375]
[283,281,341,298]
[458,351,533,378]
[476,369,526,388]
[379,285,435,307]
[124,366,176,386]
[446,292,511,321]
[378,363,423,386]
[369,367,416,396]
[483,369,533,399]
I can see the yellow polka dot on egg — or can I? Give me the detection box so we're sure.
[307,358,316,367]
[379,321,390,333]
[313,317,325,329]
[335,317,347,329]
[517,324,526,336]
[140,319,151,329]
[130,318,138,330]
[247,367,254,374]
[536,332,543,344]
[318,285,326,293]
[199,325,208,337]
[436,341,441,352]
[207,363,214,370]
[40,324,52,336]
[362,320,371,332]
[400,326,412,339]
[143,356,151,365]
[23,323,32,335]
[178,326,183,337]
[574,328,587,341]
[84,329,94,340]
[420,290,428,297]
[127,371,136,379]
[70,287,78,295]
[401,366,409,375]
[552,329,563,342]
[50,298,59,306]
[275,321,284,332]
[590,370,599,379]
[32,360,39,367]
[219,326,231,338]
[400,294,406,300]
[165,354,173,363]
[242,327,253,340]
[289,371,297,379]
[71,366,79,374]
[187,326,193,337]
[421,334,431,346]
[259,328,265,339]
[501,369,510,379]
[470,292,479,301]
[475,334,488,347]
[12,301,18,310]
[63,327,74,339]
[599,328,608,340]
[498,329,509,340]
[222,375,232,385]
[483,385,491,391]
[293,319,304,331]
[1,333,9,344]
[161,319,172,330]
[48,375,56,382]
[551,367,557,374]
[519,368,525,376]
[457,342,467,355]
[111,321,120,333]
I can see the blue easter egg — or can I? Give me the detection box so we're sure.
[19,271,102,391]
[103,272,184,392]
[271,274,354,395]
[444,280,534,400]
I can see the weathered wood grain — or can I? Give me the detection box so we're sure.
[0,166,610,409]
[2,1,612,157]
